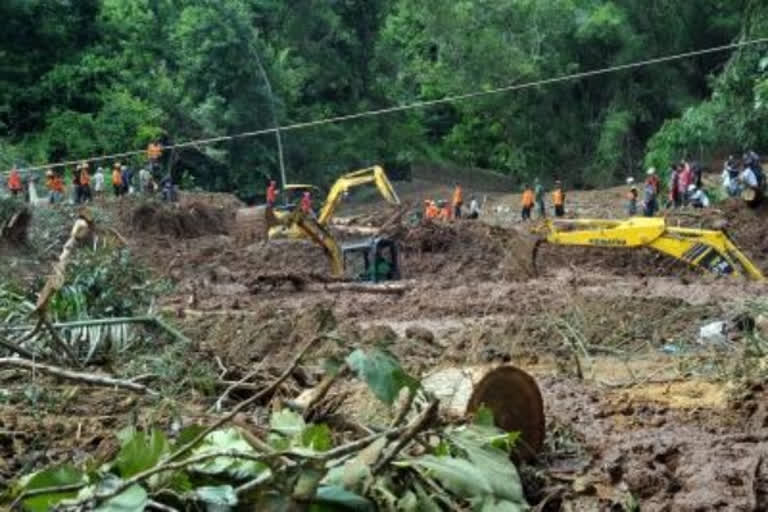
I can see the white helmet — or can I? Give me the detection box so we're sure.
[626,177,635,185]
[687,184,696,192]
[646,168,656,176]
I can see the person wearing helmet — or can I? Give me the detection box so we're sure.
[688,184,710,209]
[626,177,638,216]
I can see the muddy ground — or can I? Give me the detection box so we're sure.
[3,190,768,510]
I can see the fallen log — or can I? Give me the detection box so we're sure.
[295,364,545,462]
[0,357,158,395]
[309,282,410,295]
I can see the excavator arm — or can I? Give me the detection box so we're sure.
[534,217,765,280]
[265,207,344,277]
[317,166,400,225]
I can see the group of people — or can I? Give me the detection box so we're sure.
[423,183,482,221]
[520,179,565,221]
[721,151,764,198]
[628,164,709,217]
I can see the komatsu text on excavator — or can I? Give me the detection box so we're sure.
[533,217,765,281]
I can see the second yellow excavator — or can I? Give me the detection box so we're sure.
[268,165,400,240]
[533,217,765,281]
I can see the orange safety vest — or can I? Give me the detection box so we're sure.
[112,169,123,186]
[452,186,463,206]
[521,189,534,208]
[52,176,64,192]
[553,188,564,207]
[425,203,439,219]
[8,170,22,191]
[80,170,91,186]
[300,194,312,213]
[439,206,451,220]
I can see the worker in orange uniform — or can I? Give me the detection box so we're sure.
[424,200,439,220]
[452,182,464,219]
[438,200,452,221]
[266,180,278,207]
[79,163,92,203]
[300,190,312,215]
[112,164,123,197]
[552,180,566,217]
[46,170,64,204]
[521,184,535,221]
[7,167,23,198]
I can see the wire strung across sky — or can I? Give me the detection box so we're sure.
[13,36,768,173]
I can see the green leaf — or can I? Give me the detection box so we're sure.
[192,485,238,506]
[413,481,441,512]
[410,455,493,498]
[115,429,170,478]
[175,424,207,448]
[345,349,418,405]
[397,491,419,512]
[313,486,374,511]
[302,424,333,452]
[22,466,85,512]
[294,468,327,501]
[270,409,306,437]
[480,498,527,512]
[94,484,148,512]
[190,428,270,480]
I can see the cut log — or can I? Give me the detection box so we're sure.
[421,365,545,462]
[310,282,410,295]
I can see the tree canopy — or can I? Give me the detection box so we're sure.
[0,0,765,197]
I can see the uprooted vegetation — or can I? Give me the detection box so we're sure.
[3,192,768,511]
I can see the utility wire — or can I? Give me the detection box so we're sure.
[12,36,768,173]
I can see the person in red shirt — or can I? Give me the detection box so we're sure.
[266,180,278,207]
[300,191,312,214]
[7,167,22,197]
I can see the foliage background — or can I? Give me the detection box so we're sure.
[0,0,766,196]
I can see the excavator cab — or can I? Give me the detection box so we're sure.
[342,238,401,283]
[277,184,322,212]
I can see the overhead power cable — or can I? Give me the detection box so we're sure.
[14,36,768,173]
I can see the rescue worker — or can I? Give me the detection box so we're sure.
[425,200,439,220]
[121,165,133,195]
[47,170,64,204]
[72,165,82,204]
[79,163,92,203]
[452,182,463,219]
[7,167,23,198]
[534,178,546,218]
[521,184,534,221]
[552,181,565,217]
[688,185,710,209]
[626,177,638,216]
[266,180,278,207]
[438,200,451,221]
[112,164,123,197]
[160,174,177,202]
[300,190,312,214]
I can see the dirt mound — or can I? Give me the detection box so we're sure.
[396,220,536,281]
[129,201,234,239]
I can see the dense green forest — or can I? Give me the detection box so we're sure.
[0,0,766,197]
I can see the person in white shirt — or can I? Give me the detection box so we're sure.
[741,166,758,189]
[92,168,105,199]
[687,185,710,209]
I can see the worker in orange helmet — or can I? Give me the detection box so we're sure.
[452,182,464,219]
[521,184,535,221]
[266,180,278,208]
[300,190,312,215]
[7,167,23,198]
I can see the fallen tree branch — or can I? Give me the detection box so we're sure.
[373,399,439,474]
[0,358,158,395]
[9,483,88,510]
[0,335,36,359]
[311,282,410,295]
[210,362,265,413]
[301,364,349,420]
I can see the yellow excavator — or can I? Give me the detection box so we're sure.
[268,165,400,240]
[533,217,765,281]
[266,207,401,281]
